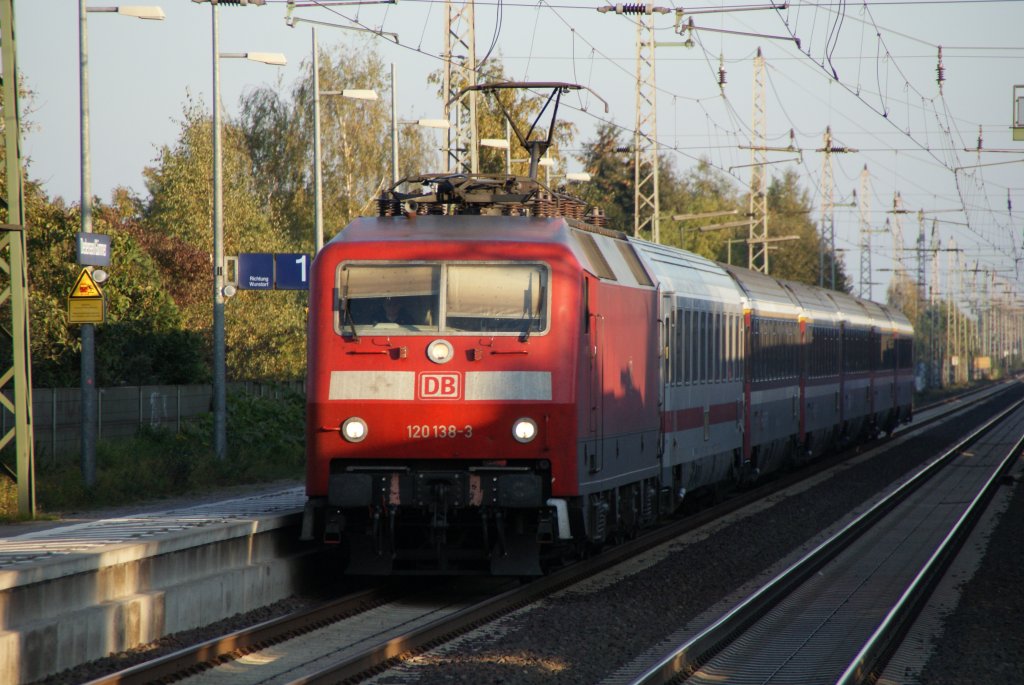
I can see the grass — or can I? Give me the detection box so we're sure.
[0,391,306,522]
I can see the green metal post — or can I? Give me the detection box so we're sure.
[1,0,37,517]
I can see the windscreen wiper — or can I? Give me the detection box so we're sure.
[520,283,546,342]
[341,287,360,342]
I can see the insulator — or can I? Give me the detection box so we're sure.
[563,198,579,219]
[614,3,653,15]
[589,207,607,228]
[378,194,401,217]
[936,46,945,90]
[718,54,726,88]
[535,191,556,218]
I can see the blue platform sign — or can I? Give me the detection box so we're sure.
[275,253,311,290]
[77,232,111,267]
[237,253,274,290]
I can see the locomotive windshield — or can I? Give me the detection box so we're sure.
[339,262,548,336]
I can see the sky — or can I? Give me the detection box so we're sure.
[14,0,1024,307]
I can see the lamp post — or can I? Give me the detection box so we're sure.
[79,2,164,487]
[407,118,450,171]
[313,73,378,253]
[480,130,511,175]
[197,0,283,460]
[309,33,403,253]
[291,14,399,254]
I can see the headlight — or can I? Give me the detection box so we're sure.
[341,417,368,442]
[426,339,454,364]
[512,417,538,443]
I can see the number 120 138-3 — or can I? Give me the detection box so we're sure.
[406,424,473,439]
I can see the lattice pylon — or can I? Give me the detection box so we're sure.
[819,126,835,288]
[891,191,906,278]
[916,209,927,302]
[634,12,660,242]
[1,0,37,517]
[444,0,478,174]
[858,165,872,300]
[748,48,768,273]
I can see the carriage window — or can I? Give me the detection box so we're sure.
[684,310,693,385]
[339,262,548,336]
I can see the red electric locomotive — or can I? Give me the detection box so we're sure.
[300,83,914,575]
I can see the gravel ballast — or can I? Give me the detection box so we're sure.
[368,385,1024,684]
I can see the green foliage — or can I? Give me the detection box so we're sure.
[428,59,577,178]
[765,169,851,291]
[225,290,307,380]
[661,161,744,257]
[575,122,635,234]
[576,126,851,293]
[143,98,306,381]
[242,42,434,249]
[16,176,209,386]
[0,391,304,518]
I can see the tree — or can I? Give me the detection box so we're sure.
[144,100,302,381]
[242,42,434,249]
[575,122,634,234]
[428,58,577,179]
[763,169,851,291]
[661,160,743,258]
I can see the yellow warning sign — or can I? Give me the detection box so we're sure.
[70,268,102,298]
[68,268,105,324]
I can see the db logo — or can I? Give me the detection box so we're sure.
[419,373,461,399]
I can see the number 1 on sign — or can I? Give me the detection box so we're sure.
[295,254,307,283]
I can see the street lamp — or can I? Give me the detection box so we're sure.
[309,26,386,255]
[195,0,283,461]
[79,2,164,488]
[481,123,511,175]
[400,119,449,172]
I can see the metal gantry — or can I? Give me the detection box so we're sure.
[633,8,660,243]
[858,164,872,300]
[891,191,907,279]
[817,126,854,290]
[1,0,37,517]
[443,0,478,174]
[748,48,768,273]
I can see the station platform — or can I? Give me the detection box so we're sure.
[0,484,308,684]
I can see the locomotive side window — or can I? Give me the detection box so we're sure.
[339,262,548,336]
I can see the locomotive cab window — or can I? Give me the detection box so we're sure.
[338,262,549,336]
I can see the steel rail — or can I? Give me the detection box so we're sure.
[81,587,391,685]
[626,394,1024,685]
[836,408,1024,684]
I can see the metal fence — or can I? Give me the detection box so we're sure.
[2,381,305,466]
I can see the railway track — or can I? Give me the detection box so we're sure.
[77,381,1018,685]
[619,395,1024,685]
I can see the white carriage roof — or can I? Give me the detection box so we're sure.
[629,240,744,307]
[719,264,801,318]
